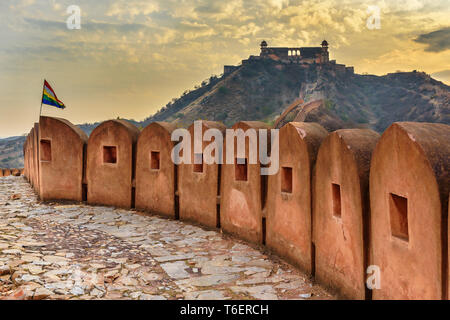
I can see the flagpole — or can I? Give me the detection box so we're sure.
[39,79,45,118]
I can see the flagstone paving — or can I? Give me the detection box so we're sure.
[0,176,335,300]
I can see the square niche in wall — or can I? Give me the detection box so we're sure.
[40,139,52,162]
[235,158,248,181]
[193,153,203,173]
[389,193,409,242]
[151,151,160,170]
[281,167,293,193]
[103,146,117,164]
[332,183,342,218]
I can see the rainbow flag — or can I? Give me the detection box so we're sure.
[42,80,66,109]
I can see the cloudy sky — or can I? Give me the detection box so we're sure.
[0,0,449,137]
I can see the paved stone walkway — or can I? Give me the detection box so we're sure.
[0,176,334,300]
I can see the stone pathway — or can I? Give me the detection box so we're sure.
[0,176,334,300]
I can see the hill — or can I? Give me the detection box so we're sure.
[145,60,449,132]
[0,136,26,168]
[1,59,449,168]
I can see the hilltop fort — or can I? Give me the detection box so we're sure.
[224,40,354,75]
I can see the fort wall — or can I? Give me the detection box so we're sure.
[21,117,450,300]
[38,116,88,201]
[86,120,139,208]
[266,122,327,274]
[33,123,40,194]
[220,121,271,244]
[179,121,226,228]
[313,129,380,299]
[370,122,450,300]
[135,122,178,218]
[0,168,24,177]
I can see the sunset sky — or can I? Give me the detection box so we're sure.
[0,0,449,137]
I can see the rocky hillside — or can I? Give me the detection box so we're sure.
[292,67,450,132]
[146,59,308,127]
[1,59,449,167]
[145,59,449,132]
[0,136,25,168]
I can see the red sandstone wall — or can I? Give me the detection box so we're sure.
[26,133,31,181]
[370,122,450,300]
[27,129,33,181]
[179,121,226,229]
[28,128,36,186]
[135,122,177,217]
[23,134,29,180]
[33,123,40,193]
[23,126,39,185]
[19,117,450,300]
[0,169,22,177]
[28,130,33,182]
[220,121,271,244]
[87,120,139,208]
[39,116,88,201]
[313,129,380,299]
[28,129,33,182]
[22,138,28,179]
[266,122,327,274]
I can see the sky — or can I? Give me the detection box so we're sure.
[0,0,449,137]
